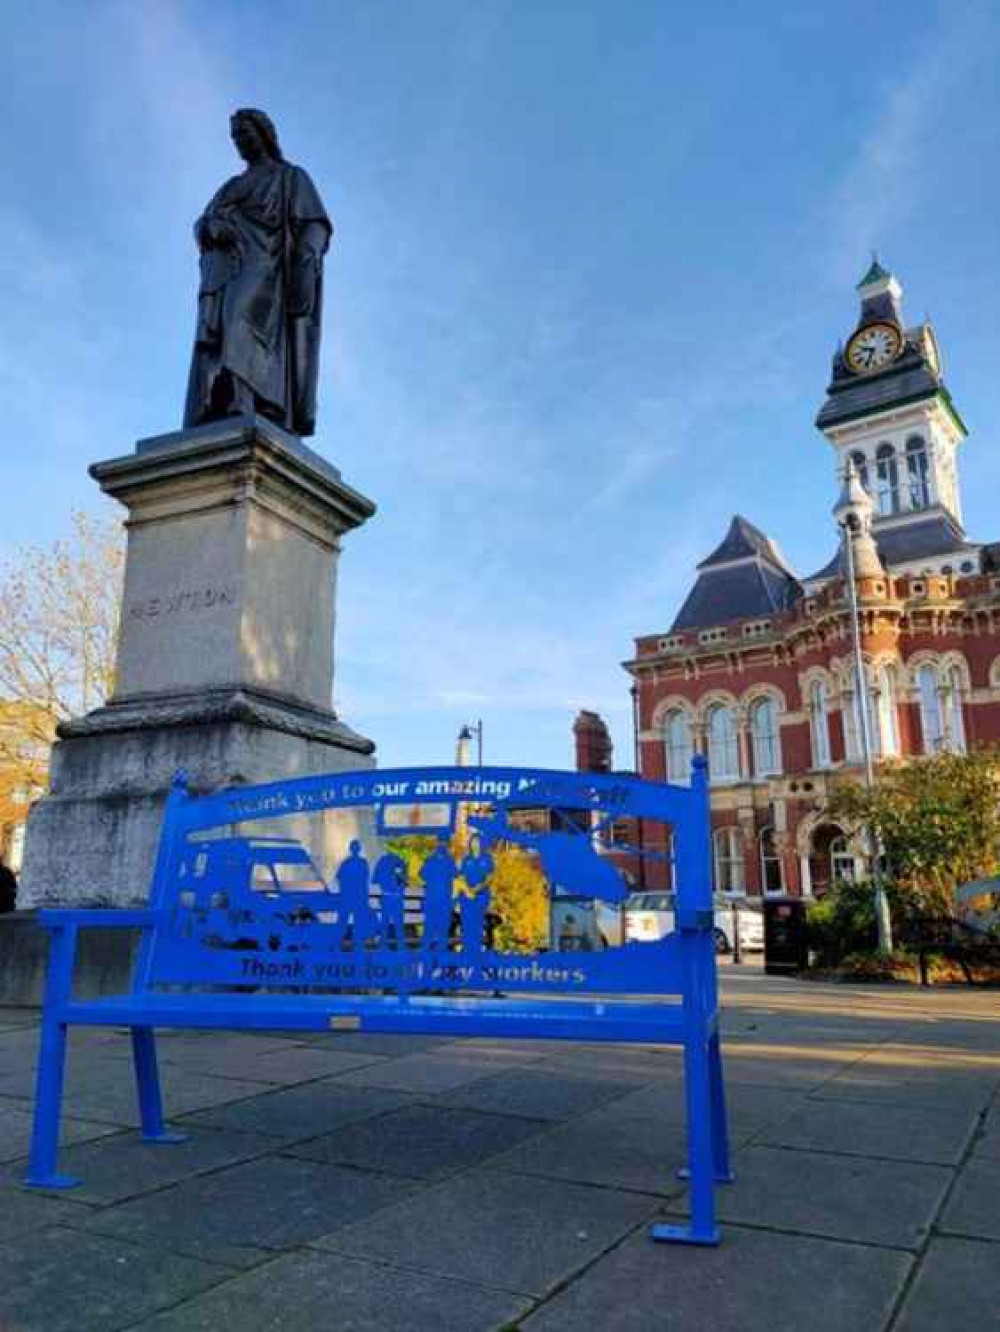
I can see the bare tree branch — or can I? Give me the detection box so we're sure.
[0,512,123,844]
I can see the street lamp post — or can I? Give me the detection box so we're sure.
[458,720,483,767]
[835,465,893,955]
[630,684,647,890]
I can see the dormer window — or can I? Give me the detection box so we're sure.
[875,443,900,515]
[906,436,930,509]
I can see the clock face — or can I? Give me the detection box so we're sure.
[845,322,903,375]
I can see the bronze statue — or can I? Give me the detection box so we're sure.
[184,109,332,438]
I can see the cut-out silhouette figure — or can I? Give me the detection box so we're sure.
[421,838,458,949]
[372,850,408,947]
[334,840,375,946]
[470,814,627,903]
[459,839,494,954]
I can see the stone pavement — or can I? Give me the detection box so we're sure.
[0,965,997,1331]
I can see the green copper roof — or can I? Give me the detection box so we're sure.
[857,257,891,289]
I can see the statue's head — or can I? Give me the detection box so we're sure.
[230,108,284,164]
[349,839,362,855]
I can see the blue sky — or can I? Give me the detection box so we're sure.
[3,1,1000,770]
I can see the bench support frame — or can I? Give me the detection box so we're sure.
[24,762,731,1247]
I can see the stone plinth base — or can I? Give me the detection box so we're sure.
[19,692,374,907]
[0,912,139,1005]
[18,416,378,908]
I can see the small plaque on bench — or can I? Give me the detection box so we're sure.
[329,1016,362,1031]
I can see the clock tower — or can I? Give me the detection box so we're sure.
[814,260,970,572]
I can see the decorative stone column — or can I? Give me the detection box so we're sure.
[19,415,377,907]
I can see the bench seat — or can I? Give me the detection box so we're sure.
[60,991,693,1043]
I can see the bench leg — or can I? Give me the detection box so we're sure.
[24,1016,80,1190]
[673,1031,734,1186]
[653,1027,720,1247]
[708,1031,735,1183]
[131,1028,188,1145]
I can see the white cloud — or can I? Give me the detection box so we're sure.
[824,12,987,282]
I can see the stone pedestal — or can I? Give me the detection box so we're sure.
[19,416,377,907]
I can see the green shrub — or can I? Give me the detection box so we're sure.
[806,879,879,966]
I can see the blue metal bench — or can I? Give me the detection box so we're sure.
[24,759,732,1245]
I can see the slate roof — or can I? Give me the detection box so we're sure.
[816,354,944,430]
[857,258,891,288]
[696,514,795,574]
[802,512,980,584]
[669,516,802,632]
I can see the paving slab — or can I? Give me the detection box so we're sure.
[894,1236,1000,1332]
[489,1101,689,1195]
[0,1005,38,1028]
[3,1125,276,1205]
[79,1153,421,1268]
[760,1096,978,1165]
[606,1077,810,1141]
[285,1103,549,1180]
[330,1050,510,1094]
[438,1066,641,1121]
[129,1248,532,1332]
[973,1106,1000,1160]
[520,1222,912,1332]
[694,1144,952,1249]
[0,1181,94,1241]
[312,1167,657,1296]
[814,1045,1000,1112]
[938,1155,1000,1240]
[0,1096,123,1164]
[537,1043,682,1079]
[287,1031,457,1056]
[0,1055,269,1125]
[177,1079,414,1140]
[721,1041,869,1092]
[0,1224,231,1332]
[160,1040,389,1084]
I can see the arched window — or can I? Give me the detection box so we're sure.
[850,450,870,493]
[876,443,900,516]
[944,666,966,754]
[917,663,944,753]
[750,697,781,776]
[906,436,930,509]
[713,827,745,894]
[663,710,693,784]
[707,703,740,782]
[841,683,863,762]
[809,680,831,768]
[759,827,784,894]
[874,665,899,757]
[829,835,856,883]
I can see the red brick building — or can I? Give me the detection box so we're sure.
[623,261,1000,898]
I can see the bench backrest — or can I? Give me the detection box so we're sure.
[135,761,713,1002]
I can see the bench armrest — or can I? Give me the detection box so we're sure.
[36,909,161,931]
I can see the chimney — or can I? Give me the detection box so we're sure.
[573,710,613,773]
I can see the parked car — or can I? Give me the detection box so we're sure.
[712,894,764,954]
[623,891,674,944]
[623,891,764,954]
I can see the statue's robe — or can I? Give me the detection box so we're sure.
[184,160,331,438]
